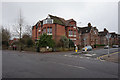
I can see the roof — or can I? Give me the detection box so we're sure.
[78,26,92,34]
[65,19,76,26]
[32,14,76,30]
[98,31,108,36]
[49,14,76,26]
[49,14,66,26]
[110,32,117,38]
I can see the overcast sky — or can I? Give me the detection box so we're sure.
[2,1,118,34]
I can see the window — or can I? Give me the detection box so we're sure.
[50,27,52,34]
[43,18,53,24]
[47,27,52,35]
[74,31,76,37]
[47,18,53,24]
[70,38,76,41]
[68,30,73,37]
[47,28,49,34]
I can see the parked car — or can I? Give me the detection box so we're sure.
[82,46,92,51]
[104,45,109,49]
[112,45,119,48]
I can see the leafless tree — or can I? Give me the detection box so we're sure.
[12,10,25,51]
[11,9,32,51]
[24,25,32,37]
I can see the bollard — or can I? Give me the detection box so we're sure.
[75,46,78,54]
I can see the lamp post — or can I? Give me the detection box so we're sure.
[106,33,111,57]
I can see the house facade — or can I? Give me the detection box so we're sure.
[78,23,99,47]
[98,28,109,45]
[32,14,119,47]
[109,32,118,45]
[32,14,79,46]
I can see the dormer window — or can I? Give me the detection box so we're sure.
[43,17,53,25]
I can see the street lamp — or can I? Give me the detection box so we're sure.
[106,33,111,57]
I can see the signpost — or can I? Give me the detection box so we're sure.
[106,33,111,57]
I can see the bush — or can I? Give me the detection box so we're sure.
[60,36,69,48]
[69,39,74,48]
[37,33,55,52]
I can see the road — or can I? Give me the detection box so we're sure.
[70,48,119,58]
[2,48,119,78]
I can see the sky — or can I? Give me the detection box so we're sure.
[2,0,119,35]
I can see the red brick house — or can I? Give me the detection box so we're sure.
[32,14,119,48]
[32,14,79,46]
[98,28,109,45]
[109,32,118,45]
[78,23,99,47]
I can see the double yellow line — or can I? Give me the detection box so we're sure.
[97,51,120,61]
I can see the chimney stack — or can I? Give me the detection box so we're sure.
[88,23,91,27]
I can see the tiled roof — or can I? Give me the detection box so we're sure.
[110,32,117,38]
[32,14,76,30]
[49,14,75,26]
[98,31,108,36]
[49,14,66,26]
[78,26,92,34]
[66,19,76,26]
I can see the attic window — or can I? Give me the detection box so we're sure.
[43,18,53,24]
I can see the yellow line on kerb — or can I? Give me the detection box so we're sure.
[97,51,120,61]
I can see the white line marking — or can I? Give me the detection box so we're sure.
[64,55,67,56]
[68,55,72,57]
[49,61,86,69]
[74,56,77,58]
[86,57,90,59]
[79,57,83,58]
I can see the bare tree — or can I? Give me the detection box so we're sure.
[24,25,32,37]
[11,9,32,51]
[11,10,25,51]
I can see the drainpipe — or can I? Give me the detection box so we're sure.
[54,23,57,51]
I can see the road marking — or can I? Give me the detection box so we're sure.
[68,55,72,57]
[97,51,120,61]
[74,56,77,58]
[79,57,83,58]
[86,57,90,59]
[49,61,86,69]
[64,55,67,56]
[92,54,96,56]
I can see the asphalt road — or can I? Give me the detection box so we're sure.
[70,48,119,58]
[2,49,118,78]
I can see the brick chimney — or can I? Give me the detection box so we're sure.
[104,28,108,32]
[88,23,91,27]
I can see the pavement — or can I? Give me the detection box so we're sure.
[98,51,120,63]
[2,49,119,78]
